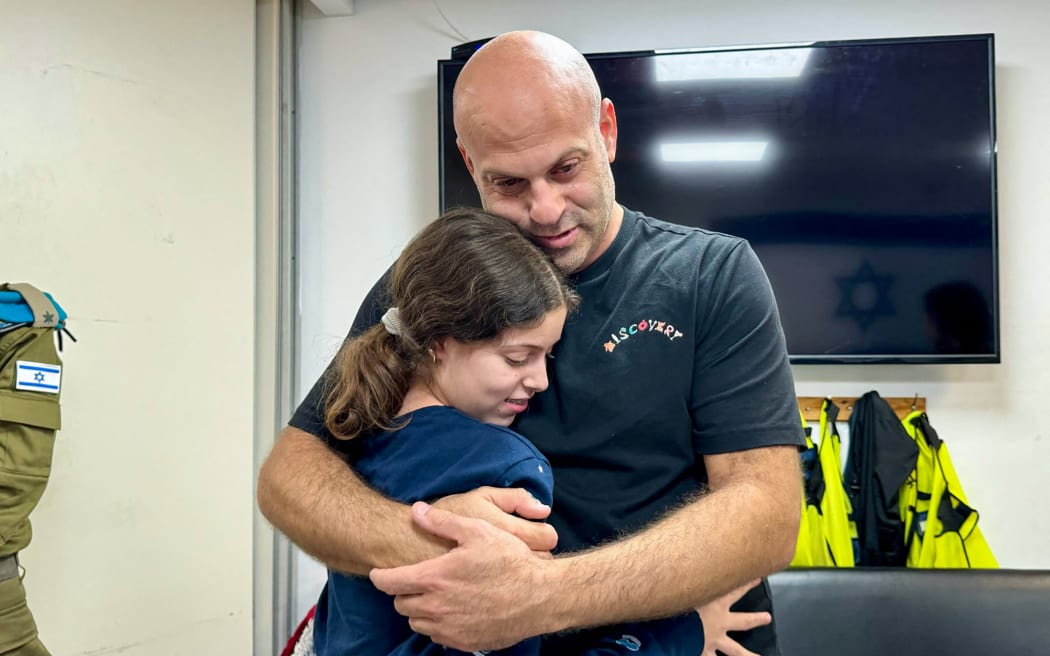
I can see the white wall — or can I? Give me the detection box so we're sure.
[1,2,256,654]
[296,0,1050,613]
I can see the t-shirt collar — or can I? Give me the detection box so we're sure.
[570,205,637,285]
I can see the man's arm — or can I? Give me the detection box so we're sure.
[370,444,801,651]
[549,444,801,626]
[256,425,557,575]
[257,426,430,574]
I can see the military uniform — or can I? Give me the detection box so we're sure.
[0,283,67,656]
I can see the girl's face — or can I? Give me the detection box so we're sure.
[430,306,567,426]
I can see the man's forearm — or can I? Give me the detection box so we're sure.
[540,445,800,633]
[256,426,448,575]
[366,446,798,651]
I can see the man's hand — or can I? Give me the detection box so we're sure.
[432,486,557,553]
[697,579,772,656]
[370,501,557,651]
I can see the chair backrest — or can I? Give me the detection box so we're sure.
[769,568,1050,656]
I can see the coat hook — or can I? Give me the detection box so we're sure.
[911,393,919,410]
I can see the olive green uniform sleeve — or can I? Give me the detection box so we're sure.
[0,310,62,654]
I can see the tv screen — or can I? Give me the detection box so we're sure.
[438,34,999,364]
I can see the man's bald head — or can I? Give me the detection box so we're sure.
[453,31,603,150]
[448,31,622,275]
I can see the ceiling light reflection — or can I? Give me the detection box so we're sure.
[655,48,812,81]
[660,141,769,162]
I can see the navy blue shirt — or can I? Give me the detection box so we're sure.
[313,406,552,656]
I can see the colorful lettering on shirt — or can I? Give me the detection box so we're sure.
[603,317,685,352]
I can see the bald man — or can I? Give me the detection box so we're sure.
[258,31,804,656]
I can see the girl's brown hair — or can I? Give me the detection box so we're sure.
[324,207,579,440]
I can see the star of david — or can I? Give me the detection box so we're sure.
[42,311,56,325]
[34,372,46,383]
[834,260,895,332]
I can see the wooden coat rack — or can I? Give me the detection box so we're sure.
[797,396,926,422]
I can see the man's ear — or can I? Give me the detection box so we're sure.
[599,97,619,163]
[456,138,476,178]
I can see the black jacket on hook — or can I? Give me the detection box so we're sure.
[844,391,919,566]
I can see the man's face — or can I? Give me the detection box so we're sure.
[457,98,620,275]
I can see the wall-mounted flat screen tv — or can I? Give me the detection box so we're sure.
[438,34,999,364]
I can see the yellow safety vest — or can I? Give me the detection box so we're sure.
[791,400,855,567]
[899,410,996,568]
[791,412,822,567]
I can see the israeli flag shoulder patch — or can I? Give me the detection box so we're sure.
[15,360,61,394]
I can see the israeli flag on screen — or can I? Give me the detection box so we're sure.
[15,360,61,394]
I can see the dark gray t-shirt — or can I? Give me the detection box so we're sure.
[517,208,804,547]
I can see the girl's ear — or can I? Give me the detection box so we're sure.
[429,337,447,363]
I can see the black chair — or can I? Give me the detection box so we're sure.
[768,568,1050,656]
